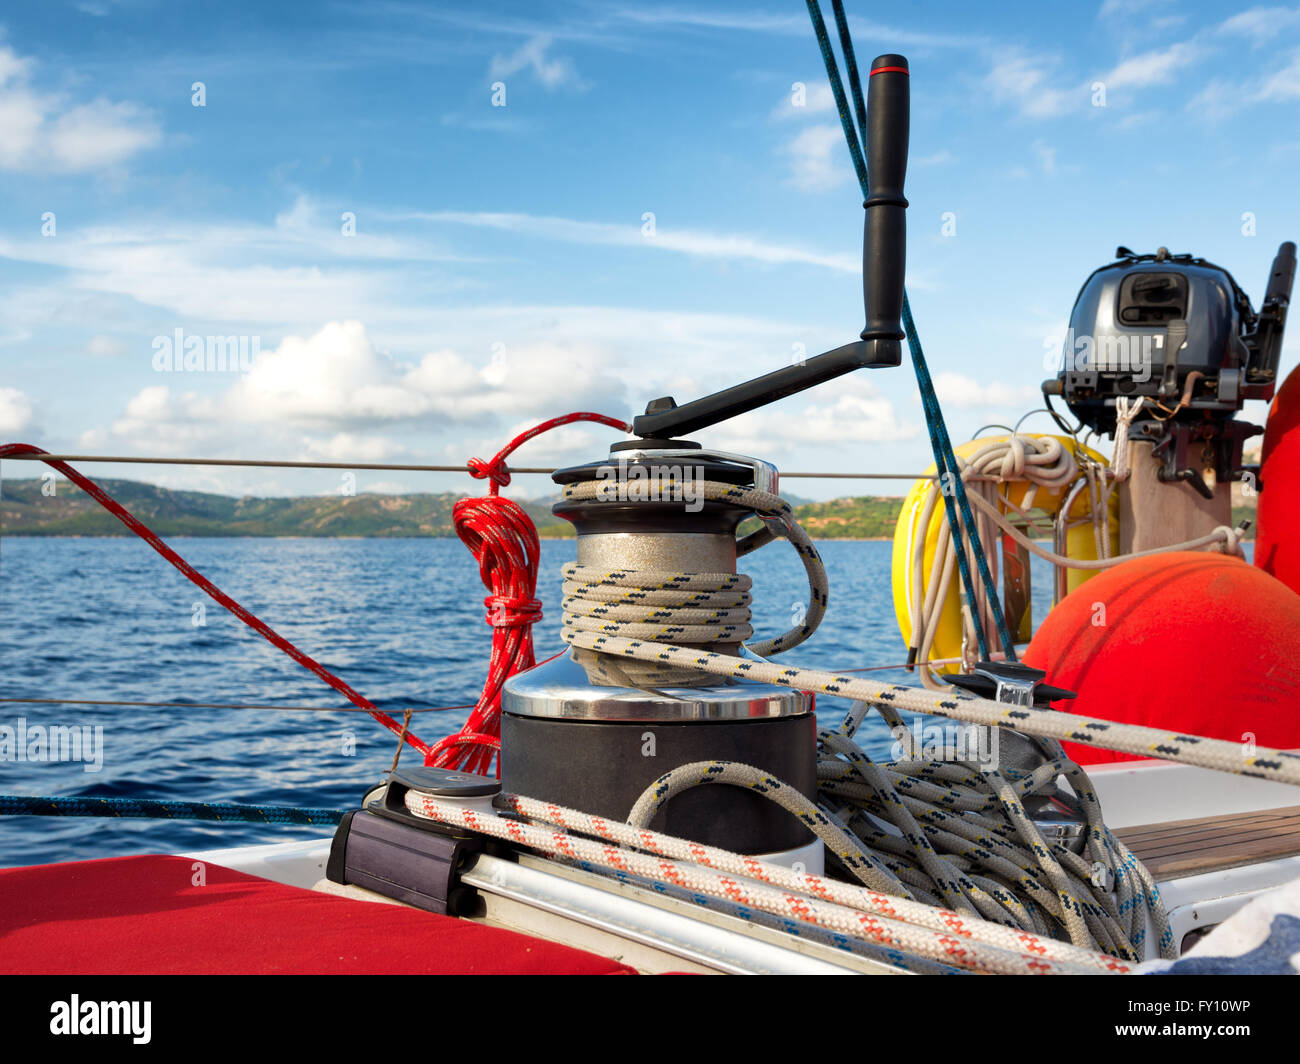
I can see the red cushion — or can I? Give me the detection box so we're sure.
[1024,552,1300,765]
[0,854,635,975]
[1258,361,1300,595]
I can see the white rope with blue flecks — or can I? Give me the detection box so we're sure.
[559,478,1300,788]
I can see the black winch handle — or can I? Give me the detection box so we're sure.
[859,54,909,366]
[630,53,912,441]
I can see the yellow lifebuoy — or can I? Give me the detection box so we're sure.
[890,434,1118,674]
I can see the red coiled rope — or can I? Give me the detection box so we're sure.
[429,412,631,775]
[2,411,630,776]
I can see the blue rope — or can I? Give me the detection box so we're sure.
[0,793,344,825]
[806,0,1017,661]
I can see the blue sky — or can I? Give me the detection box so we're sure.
[0,0,1297,500]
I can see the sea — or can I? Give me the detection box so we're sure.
[0,535,1066,866]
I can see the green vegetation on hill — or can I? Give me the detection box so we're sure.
[0,478,573,538]
[1,478,908,540]
[8,479,1247,542]
[740,495,903,540]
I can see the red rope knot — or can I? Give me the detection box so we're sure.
[485,593,543,629]
[467,455,511,493]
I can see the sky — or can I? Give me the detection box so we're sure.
[0,0,1297,501]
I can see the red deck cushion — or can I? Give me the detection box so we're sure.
[0,854,635,975]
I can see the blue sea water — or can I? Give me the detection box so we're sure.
[0,535,1059,867]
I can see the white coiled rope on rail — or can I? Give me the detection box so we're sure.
[905,435,1079,685]
[493,790,1131,972]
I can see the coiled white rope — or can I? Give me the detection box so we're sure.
[626,748,1167,960]
[906,436,1078,684]
[964,489,1245,568]
[493,790,1130,971]
[903,433,1243,685]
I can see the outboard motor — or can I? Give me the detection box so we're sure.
[1044,243,1294,499]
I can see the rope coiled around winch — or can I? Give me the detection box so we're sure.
[560,476,827,657]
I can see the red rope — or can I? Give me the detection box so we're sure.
[429,412,631,775]
[2,411,630,777]
[0,442,434,757]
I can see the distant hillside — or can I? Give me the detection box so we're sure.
[0,478,573,538]
[0,478,905,540]
[4,479,1247,542]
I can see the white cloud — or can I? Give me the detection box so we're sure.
[1100,41,1200,90]
[607,6,983,49]
[0,210,467,327]
[781,124,852,193]
[1259,48,1300,100]
[405,208,859,273]
[489,35,586,90]
[931,372,1039,409]
[87,334,126,357]
[1219,7,1300,43]
[0,45,159,173]
[0,199,858,351]
[1189,47,1300,119]
[0,387,35,435]
[985,51,1078,118]
[300,432,406,462]
[709,377,916,456]
[104,321,631,442]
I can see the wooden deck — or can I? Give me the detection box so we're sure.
[1115,805,1300,880]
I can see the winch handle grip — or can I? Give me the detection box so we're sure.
[859,54,910,366]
